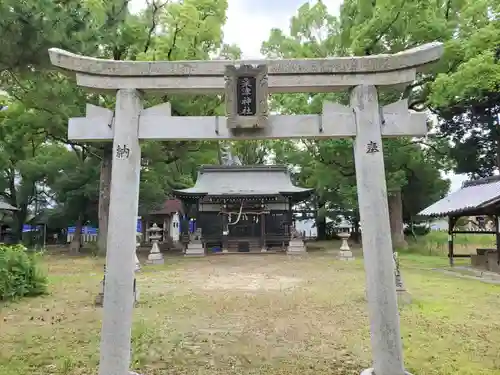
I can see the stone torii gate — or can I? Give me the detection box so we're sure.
[49,43,443,375]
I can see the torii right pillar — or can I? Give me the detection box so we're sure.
[352,85,409,375]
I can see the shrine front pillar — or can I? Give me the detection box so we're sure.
[222,204,229,252]
[260,211,266,252]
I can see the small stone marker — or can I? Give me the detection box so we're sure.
[135,234,141,272]
[94,265,105,307]
[95,245,141,307]
[146,223,164,264]
[393,252,411,305]
[338,231,354,260]
[134,235,141,304]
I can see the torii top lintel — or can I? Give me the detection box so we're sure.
[48,43,443,94]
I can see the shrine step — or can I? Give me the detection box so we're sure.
[227,239,262,252]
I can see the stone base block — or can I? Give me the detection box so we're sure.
[147,253,164,264]
[287,240,307,255]
[397,289,412,305]
[338,250,355,260]
[95,292,140,307]
[487,252,500,272]
[185,243,205,257]
[94,292,104,307]
[361,368,412,375]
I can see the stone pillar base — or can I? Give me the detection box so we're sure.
[361,368,412,375]
[397,289,412,305]
[146,253,164,264]
[338,250,355,260]
[222,249,229,253]
[185,243,205,256]
[287,239,307,255]
[261,248,267,253]
[94,292,104,306]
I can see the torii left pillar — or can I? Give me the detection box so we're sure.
[100,89,142,375]
[80,97,171,375]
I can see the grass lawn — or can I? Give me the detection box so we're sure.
[1,245,500,375]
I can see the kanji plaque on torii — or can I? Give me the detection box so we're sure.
[225,64,268,130]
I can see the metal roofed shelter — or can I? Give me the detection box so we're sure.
[419,176,500,269]
[173,165,313,254]
[0,201,18,211]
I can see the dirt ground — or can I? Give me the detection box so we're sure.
[1,251,500,375]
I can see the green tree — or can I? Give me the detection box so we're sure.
[262,1,451,243]
[0,102,71,242]
[45,147,100,253]
[339,0,499,178]
[91,0,238,253]
[0,0,99,72]
[2,0,240,254]
[429,39,500,177]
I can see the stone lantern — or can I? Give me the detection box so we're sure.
[146,223,164,264]
[338,231,354,260]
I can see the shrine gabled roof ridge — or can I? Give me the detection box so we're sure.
[172,164,313,198]
[199,164,288,173]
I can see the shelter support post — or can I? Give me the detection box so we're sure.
[260,212,266,251]
[99,89,142,375]
[222,211,228,252]
[496,215,500,265]
[448,216,458,267]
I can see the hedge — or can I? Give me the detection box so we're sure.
[0,244,47,301]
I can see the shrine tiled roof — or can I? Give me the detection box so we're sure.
[173,165,313,198]
[419,176,500,217]
[149,199,184,215]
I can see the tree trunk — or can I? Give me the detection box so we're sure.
[316,216,327,240]
[12,208,27,244]
[388,189,407,249]
[352,214,361,243]
[316,200,327,240]
[98,147,113,255]
[69,214,84,254]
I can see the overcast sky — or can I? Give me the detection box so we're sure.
[130,0,343,58]
[129,0,467,192]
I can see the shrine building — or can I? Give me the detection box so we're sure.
[173,165,313,253]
